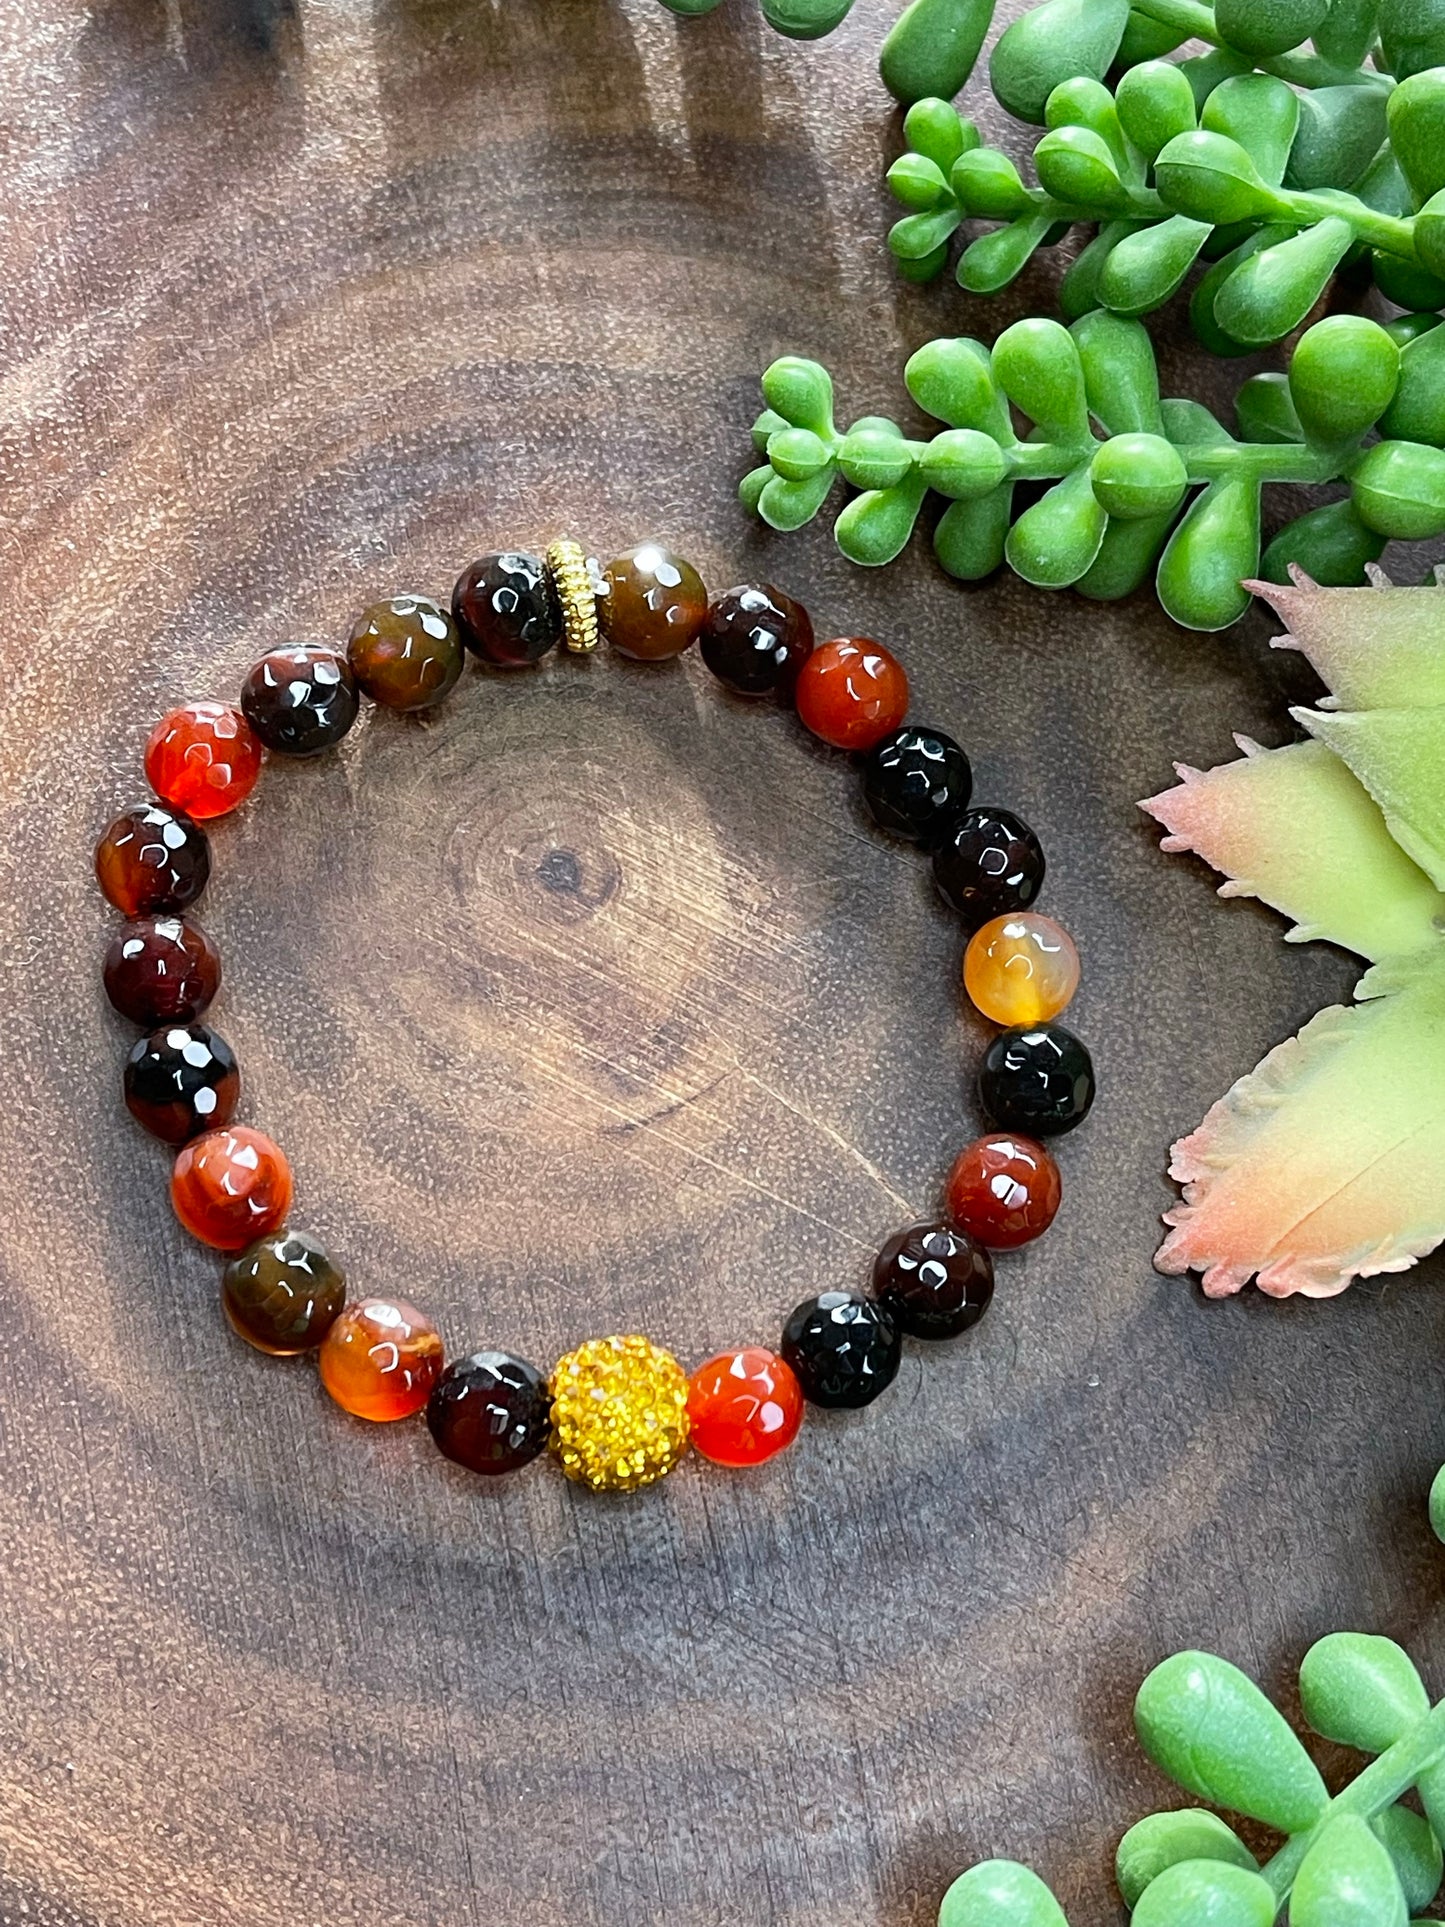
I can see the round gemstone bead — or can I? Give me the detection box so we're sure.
[698,584,813,696]
[979,1024,1096,1137]
[222,1228,345,1354]
[794,638,909,752]
[426,1350,552,1474]
[933,807,1046,929]
[963,911,1080,1026]
[125,1022,239,1144]
[145,701,263,820]
[319,1297,444,1422]
[600,545,708,661]
[549,1334,691,1491]
[240,645,359,756]
[347,595,464,710]
[103,915,221,1026]
[686,1347,805,1467]
[780,1291,901,1409]
[94,805,211,917]
[170,1124,293,1250]
[872,1222,993,1339]
[452,552,562,667]
[861,724,972,845]
[945,1133,1062,1249]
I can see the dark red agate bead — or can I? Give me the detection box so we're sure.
[795,638,909,752]
[241,645,359,756]
[426,1350,552,1475]
[946,1134,1061,1249]
[933,806,1045,929]
[699,584,813,697]
[124,1022,239,1144]
[873,1221,993,1339]
[94,805,210,917]
[453,552,562,667]
[104,916,221,1027]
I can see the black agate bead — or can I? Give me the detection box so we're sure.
[123,1022,240,1144]
[862,725,972,845]
[452,552,562,667]
[933,806,1045,929]
[699,584,814,697]
[873,1221,993,1339]
[427,1350,552,1474]
[241,645,359,756]
[781,1290,901,1408]
[979,1023,1096,1136]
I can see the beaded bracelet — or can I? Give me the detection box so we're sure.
[93,541,1095,1493]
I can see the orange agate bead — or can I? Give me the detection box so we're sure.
[145,701,263,820]
[319,1297,444,1421]
[687,1347,804,1467]
[795,638,909,751]
[170,1124,293,1250]
[963,911,1080,1026]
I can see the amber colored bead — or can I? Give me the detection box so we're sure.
[872,1221,993,1339]
[549,1335,691,1490]
[95,804,211,917]
[103,915,221,1026]
[794,638,909,752]
[241,645,359,756]
[145,702,264,820]
[427,1350,552,1474]
[125,1022,239,1144]
[600,545,708,661]
[319,1297,444,1422]
[223,1228,345,1354]
[963,912,1081,1026]
[452,552,562,667]
[347,595,464,711]
[686,1348,804,1467]
[945,1133,1062,1250]
[171,1124,293,1251]
[698,584,813,697]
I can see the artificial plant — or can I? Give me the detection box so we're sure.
[657,0,859,37]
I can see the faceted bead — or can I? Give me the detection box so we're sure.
[979,1024,1096,1137]
[945,1133,1062,1249]
[426,1349,552,1474]
[780,1290,900,1409]
[347,595,464,710]
[933,807,1046,930]
[873,1221,993,1339]
[698,584,813,697]
[240,645,359,756]
[861,724,972,845]
[963,912,1080,1026]
[319,1297,444,1422]
[600,545,708,661]
[171,1124,293,1251]
[686,1347,805,1467]
[95,804,210,917]
[145,701,263,820]
[452,552,562,667]
[794,638,909,752]
[103,915,221,1026]
[125,1022,239,1144]
[549,1334,691,1491]
[222,1228,345,1354]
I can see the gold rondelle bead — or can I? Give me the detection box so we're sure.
[545,538,602,655]
[549,1334,691,1492]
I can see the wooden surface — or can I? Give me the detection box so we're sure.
[3,2,1445,1922]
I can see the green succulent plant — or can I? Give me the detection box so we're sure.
[655,0,860,35]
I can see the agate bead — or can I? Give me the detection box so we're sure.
[452,552,561,667]
[872,1222,993,1339]
[686,1347,805,1467]
[794,638,909,752]
[171,1125,293,1250]
[103,916,221,1026]
[319,1297,444,1421]
[94,804,211,917]
[963,912,1080,1026]
[600,545,708,661]
[222,1228,345,1354]
[426,1350,552,1474]
[861,724,972,845]
[549,1335,691,1491]
[240,645,359,756]
[145,701,263,820]
[979,1024,1095,1137]
[933,807,1045,930]
[347,595,464,710]
[780,1290,900,1409]
[698,584,814,696]
[125,1022,239,1144]
[945,1134,1061,1249]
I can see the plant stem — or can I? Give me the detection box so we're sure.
[1128,0,1391,88]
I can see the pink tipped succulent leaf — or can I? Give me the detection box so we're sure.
[1295,703,1445,894]
[1247,571,1445,713]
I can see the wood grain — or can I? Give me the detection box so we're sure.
[2,3,1444,1923]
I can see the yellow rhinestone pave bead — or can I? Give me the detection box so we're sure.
[549,1335,690,1492]
[545,538,601,655]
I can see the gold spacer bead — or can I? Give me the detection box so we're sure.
[545,538,602,655]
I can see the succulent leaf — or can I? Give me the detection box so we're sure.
[1291,1814,1410,1927]
[1251,573,1445,709]
[1116,1811,1259,1909]
[1299,1632,1431,1751]
[937,1860,1069,1927]
[1299,701,1445,889]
